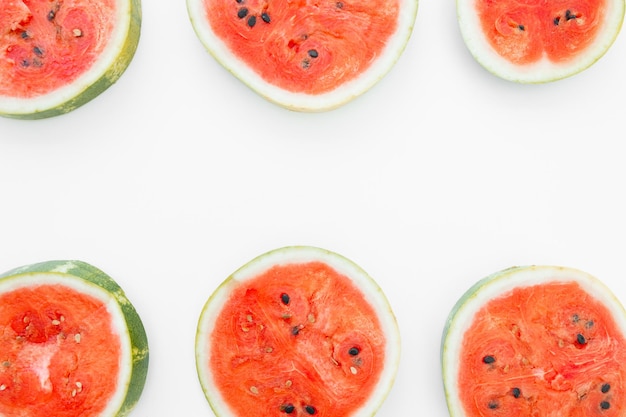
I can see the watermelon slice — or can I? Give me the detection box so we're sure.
[0,0,141,119]
[0,260,149,417]
[186,0,418,111]
[195,246,401,416]
[441,265,626,417]
[457,0,625,82]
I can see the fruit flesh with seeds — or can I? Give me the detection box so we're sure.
[457,0,625,82]
[0,0,141,119]
[187,0,418,110]
[0,260,149,417]
[441,266,626,417]
[195,246,401,417]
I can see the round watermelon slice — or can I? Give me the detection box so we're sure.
[195,246,401,416]
[186,0,418,111]
[457,0,625,82]
[441,265,626,417]
[0,0,141,119]
[0,260,149,417]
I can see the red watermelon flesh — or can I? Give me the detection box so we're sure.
[477,0,605,65]
[460,281,626,416]
[0,0,116,98]
[196,246,401,417]
[441,266,626,417]
[0,284,122,416]
[202,0,399,95]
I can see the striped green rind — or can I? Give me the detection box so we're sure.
[440,265,626,417]
[0,260,149,416]
[0,0,142,120]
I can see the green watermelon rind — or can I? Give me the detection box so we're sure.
[0,0,142,120]
[195,245,401,417]
[186,0,418,112]
[0,260,149,417]
[440,265,626,417]
[457,0,626,83]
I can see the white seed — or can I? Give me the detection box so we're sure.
[51,319,60,325]
[285,380,292,388]
[74,333,81,343]
[308,314,316,323]
[71,389,77,397]
[350,366,358,375]
[72,28,82,37]
[265,347,273,353]
[0,384,6,391]
[250,386,259,394]
[247,315,253,322]
[75,381,83,391]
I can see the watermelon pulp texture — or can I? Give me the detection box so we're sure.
[203,0,399,95]
[457,0,625,82]
[442,266,626,417]
[478,0,606,65]
[0,261,149,417]
[187,0,418,111]
[0,0,141,119]
[196,246,401,417]
[0,0,115,98]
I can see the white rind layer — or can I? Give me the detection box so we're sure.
[196,246,401,417]
[0,0,139,118]
[186,0,418,111]
[0,271,133,417]
[457,0,625,82]
[441,265,626,417]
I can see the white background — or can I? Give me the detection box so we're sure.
[1,0,626,415]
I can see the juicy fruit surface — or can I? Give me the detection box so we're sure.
[0,283,121,417]
[458,281,626,416]
[203,261,386,416]
[202,0,399,94]
[0,0,116,98]
[478,0,605,65]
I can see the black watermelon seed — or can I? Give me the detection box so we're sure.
[566,9,576,20]
[572,314,580,322]
[291,326,301,335]
[237,7,249,18]
[482,355,496,364]
[554,16,561,25]
[308,49,319,58]
[488,401,499,410]
[20,59,30,67]
[601,401,611,410]
[518,24,525,31]
[304,405,316,415]
[348,347,360,356]
[577,333,587,345]
[247,15,256,27]
[33,46,43,57]
[302,59,310,69]
[512,387,521,398]
[586,320,594,328]
[601,383,611,393]
[282,404,295,414]
[21,31,30,39]
[47,10,56,21]
[336,1,343,7]
[261,12,270,23]
[280,293,290,305]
